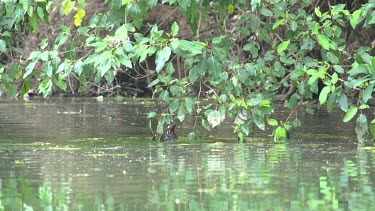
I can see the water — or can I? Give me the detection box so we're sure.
[0,98,374,210]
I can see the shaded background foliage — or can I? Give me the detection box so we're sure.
[1,0,375,140]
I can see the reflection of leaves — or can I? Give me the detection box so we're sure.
[369,119,375,136]
[355,114,368,142]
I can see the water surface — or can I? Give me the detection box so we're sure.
[0,98,373,210]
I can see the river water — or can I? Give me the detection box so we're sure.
[0,98,374,210]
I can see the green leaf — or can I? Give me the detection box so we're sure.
[122,0,133,5]
[9,64,21,79]
[272,19,286,29]
[74,60,84,75]
[78,86,88,92]
[155,46,171,73]
[207,110,224,129]
[274,126,287,141]
[185,97,194,113]
[327,94,337,112]
[331,72,338,85]
[170,85,183,97]
[166,63,175,75]
[337,94,348,111]
[55,80,67,91]
[312,23,320,35]
[159,90,170,102]
[171,22,179,37]
[241,124,250,136]
[0,40,6,52]
[169,99,179,113]
[277,39,290,54]
[350,9,362,29]
[327,52,339,64]
[106,70,114,84]
[189,65,199,83]
[202,119,211,131]
[29,14,40,32]
[147,112,157,119]
[267,118,278,126]
[319,85,331,105]
[170,39,204,57]
[24,60,38,79]
[99,59,111,77]
[8,84,17,98]
[148,79,159,88]
[363,83,374,103]
[343,106,358,122]
[355,114,368,141]
[370,119,375,136]
[74,8,86,26]
[333,65,345,74]
[63,0,75,15]
[212,36,225,44]
[315,7,322,18]
[291,69,305,80]
[177,106,185,122]
[292,118,301,127]
[228,3,235,14]
[317,34,330,50]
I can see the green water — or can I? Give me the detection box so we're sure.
[0,98,374,210]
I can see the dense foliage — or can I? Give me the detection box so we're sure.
[1,0,375,141]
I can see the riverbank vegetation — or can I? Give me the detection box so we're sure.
[1,0,375,141]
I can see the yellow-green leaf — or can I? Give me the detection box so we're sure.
[319,85,331,105]
[63,0,75,15]
[277,39,290,54]
[74,8,86,26]
[317,34,330,50]
[343,106,358,122]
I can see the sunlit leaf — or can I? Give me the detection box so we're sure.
[24,60,38,79]
[155,46,171,73]
[277,39,290,54]
[319,85,331,105]
[267,118,278,126]
[274,126,287,141]
[171,22,179,37]
[63,0,75,15]
[331,72,338,85]
[74,8,86,26]
[350,9,362,29]
[74,60,84,75]
[317,34,330,50]
[343,106,358,122]
[207,110,224,128]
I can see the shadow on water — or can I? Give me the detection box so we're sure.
[0,98,374,210]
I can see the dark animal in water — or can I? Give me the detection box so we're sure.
[162,123,177,141]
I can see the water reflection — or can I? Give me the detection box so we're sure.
[0,99,373,210]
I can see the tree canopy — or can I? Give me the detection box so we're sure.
[1,0,375,141]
